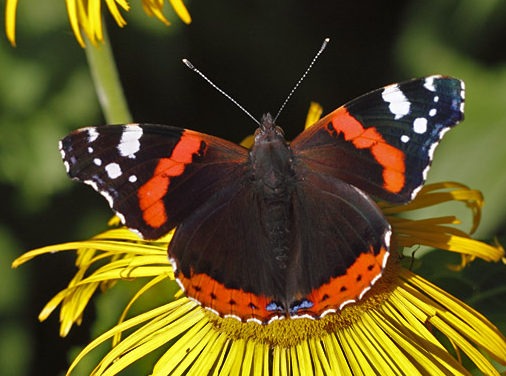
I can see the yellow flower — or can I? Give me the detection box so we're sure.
[13,102,506,374]
[13,181,506,375]
[4,0,191,47]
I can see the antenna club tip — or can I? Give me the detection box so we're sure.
[324,37,330,43]
[182,58,194,69]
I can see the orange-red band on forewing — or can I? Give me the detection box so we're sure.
[171,132,204,163]
[138,166,171,228]
[329,107,406,193]
[137,131,205,229]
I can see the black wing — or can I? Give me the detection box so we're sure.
[291,75,465,203]
[60,123,250,239]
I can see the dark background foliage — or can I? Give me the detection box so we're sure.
[1,0,505,375]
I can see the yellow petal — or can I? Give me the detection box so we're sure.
[5,0,19,46]
[322,334,351,375]
[105,0,129,27]
[304,102,323,129]
[88,0,103,42]
[113,274,171,344]
[168,0,191,24]
[69,300,199,375]
[142,0,171,25]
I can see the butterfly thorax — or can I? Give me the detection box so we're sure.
[251,114,294,197]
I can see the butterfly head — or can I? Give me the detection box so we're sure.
[254,113,286,144]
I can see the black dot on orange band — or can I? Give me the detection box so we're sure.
[198,141,207,156]
[210,292,217,300]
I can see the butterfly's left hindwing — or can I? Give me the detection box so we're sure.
[292,75,465,203]
[60,124,249,239]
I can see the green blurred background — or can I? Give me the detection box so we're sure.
[1,0,505,375]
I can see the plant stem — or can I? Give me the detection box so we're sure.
[84,26,132,124]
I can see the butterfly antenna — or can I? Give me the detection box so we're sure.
[182,59,261,126]
[273,37,330,123]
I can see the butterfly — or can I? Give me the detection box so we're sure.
[60,75,465,324]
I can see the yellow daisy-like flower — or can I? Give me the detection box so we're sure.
[13,103,506,375]
[13,182,506,375]
[4,0,191,47]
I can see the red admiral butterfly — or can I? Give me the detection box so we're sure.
[60,75,464,324]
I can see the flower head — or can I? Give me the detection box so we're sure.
[13,181,506,375]
[13,101,506,374]
[4,0,191,47]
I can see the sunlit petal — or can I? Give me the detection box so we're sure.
[7,0,190,46]
[5,0,19,45]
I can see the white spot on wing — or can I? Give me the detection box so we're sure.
[423,76,438,92]
[129,228,144,239]
[384,228,392,248]
[105,162,122,179]
[414,126,452,200]
[382,84,410,119]
[204,306,220,316]
[320,308,337,318]
[358,286,372,300]
[400,135,410,143]
[93,158,102,166]
[413,117,428,134]
[339,299,357,310]
[87,128,99,143]
[88,146,94,153]
[63,161,70,173]
[174,277,185,292]
[100,190,115,208]
[224,313,243,321]
[267,315,284,324]
[429,108,437,117]
[292,314,314,320]
[118,125,143,159]
[115,211,126,224]
[58,141,65,157]
[128,175,137,183]
[83,179,99,191]
[411,185,423,200]
[428,127,451,161]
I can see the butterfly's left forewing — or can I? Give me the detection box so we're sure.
[291,75,465,203]
[60,124,250,239]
